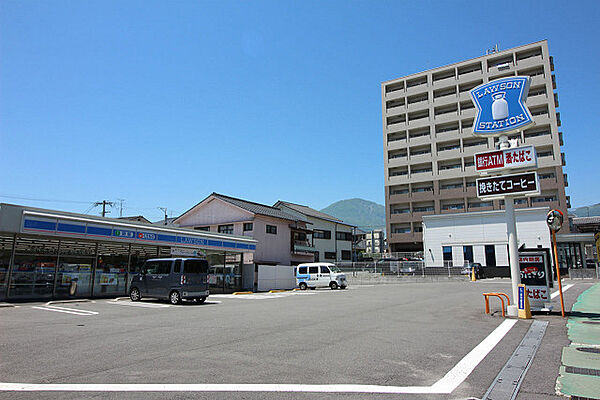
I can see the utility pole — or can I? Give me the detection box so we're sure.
[93,200,114,217]
[158,207,168,225]
[117,199,125,217]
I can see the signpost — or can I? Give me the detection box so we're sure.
[470,76,536,317]
[519,252,552,311]
[547,209,565,317]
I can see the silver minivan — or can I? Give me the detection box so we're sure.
[129,258,209,304]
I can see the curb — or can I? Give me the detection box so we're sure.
[232,291,253,295]
[268,290,288,293]
[45,299,93,305]
[111,297,131,302]
[0,302,16,308]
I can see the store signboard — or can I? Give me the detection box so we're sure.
[519,253,551,311]
[476,172,539,200]
[471,76,534,136]
[475,145,537,173]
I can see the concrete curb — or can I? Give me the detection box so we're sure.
[268,290,288,293]
[0,302,16,308]
[232,291,253,295]
[111,297,131,302]
[45,299,93,305]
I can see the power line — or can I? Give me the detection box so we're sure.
[0,194,92,205]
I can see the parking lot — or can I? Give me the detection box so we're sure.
[0,279,591,399]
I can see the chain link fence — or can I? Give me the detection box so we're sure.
[334,261,470,285]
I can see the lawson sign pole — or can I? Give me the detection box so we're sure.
[471,76,536,317]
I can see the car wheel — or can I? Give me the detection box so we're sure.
[299,282,308,290]
[196,296,207,304]
[130,287,141,302]
[329,281,338,290]
[169,290,181,305]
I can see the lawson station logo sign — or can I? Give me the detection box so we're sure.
[470,76,534,135]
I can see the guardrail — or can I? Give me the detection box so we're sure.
[333,261,469,285]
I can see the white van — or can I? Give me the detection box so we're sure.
[296,262,347,290]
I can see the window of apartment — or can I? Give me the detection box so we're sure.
[194,226,210,231]
[336,232,353,241]
[243,223,253,231]
[266,225,277,235]
[443,246,452,262]
[324,252,336,260]
[314,229,331,239]
[218,224,234,234]
[341,250,351,260]
[463,246,474,264]
[485,245,496,267]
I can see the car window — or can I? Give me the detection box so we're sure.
[173,260,182,273]
[156,260,172,275]
[320,266,330,274]
[309,266,319,274]
[184,259,208,274]
[298,266,307,274]
[144,261,160,274]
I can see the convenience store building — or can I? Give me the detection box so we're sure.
[0,203,257,301]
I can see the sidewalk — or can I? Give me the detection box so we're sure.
[556,282,600,399]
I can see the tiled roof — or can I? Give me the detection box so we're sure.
[275,201,349,224]
[212,193,305,222]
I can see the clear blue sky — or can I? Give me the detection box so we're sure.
[1,0,598,221]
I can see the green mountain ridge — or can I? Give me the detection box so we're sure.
[320,198,385,231]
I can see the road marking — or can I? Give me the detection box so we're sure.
[551,284,573,299]
[31,306,97,316]
[0,319,517,394]
[211,292,310,300]
[107,301,170,308]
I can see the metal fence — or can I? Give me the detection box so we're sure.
[333,261,469,285]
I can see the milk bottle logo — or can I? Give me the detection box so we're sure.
[470,76,534,135]
[492,92,509,120]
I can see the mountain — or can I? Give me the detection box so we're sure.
[320,198,385,231]
[570,203,600,217]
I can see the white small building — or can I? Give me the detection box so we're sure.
[423,207,551,267]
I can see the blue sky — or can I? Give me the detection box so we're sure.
[1,0,598,221]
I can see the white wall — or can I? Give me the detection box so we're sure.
[423,208,551,267]
[257,265,296,291]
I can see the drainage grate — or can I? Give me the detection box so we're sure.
[565,366,600,377]
[581,321,600,325]
[571,396,600,400]
[576,347,600,354]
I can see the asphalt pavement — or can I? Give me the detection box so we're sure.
[0,278,593,400]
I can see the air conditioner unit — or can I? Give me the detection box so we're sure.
[497,63,511,70]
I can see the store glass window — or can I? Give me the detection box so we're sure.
[9,237,60,299]
[0,234,14,301]
[443,246,452,264]
[485,245,496,267]
[93,242,130,297]
[463,246,474,264]
[207,253,225,294]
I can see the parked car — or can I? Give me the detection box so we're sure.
[296,262,347,290]
[129,257,209,304]
[461,263,483,279]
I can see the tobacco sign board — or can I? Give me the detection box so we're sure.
[475,145,537,173]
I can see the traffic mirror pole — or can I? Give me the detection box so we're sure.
[551,230,566,317]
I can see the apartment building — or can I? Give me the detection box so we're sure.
[382,40,568,252]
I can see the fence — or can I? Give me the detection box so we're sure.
[333,261,468,285]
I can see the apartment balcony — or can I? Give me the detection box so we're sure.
[457,70,484,82]
[410,190,435,201]
[464,186,477,197]
[389,213,412,223]
[463,164,476,174]
[462,142,489,155]
[437,167,463,179]
[412,209,435,218]
[433,94,458,107]
[526,94,549,108]
[389,232,422,243]
[540,178,560,191]
[409,152,432,163]
[406,101,430,112]
[458,91,475,102]
[523,133,553,146]
[439,187,466,199]
[436,147,461,159]
[532,113,552,126]
[537,155,560,168]
[516,54,544,69]
[407,117,431,130]
[386,121,408,133]
[432,75,457,88]
[292,242,316,255]
[529,74,547,87]
[407,134,432,146]
[386,106,406,117]
[386,138,408,150]
[387,157,409,168]
[460,108,476,119]
[405,83,429,96]
[433,111,460,124]
[388,192,410,202]
[385,90,405,101]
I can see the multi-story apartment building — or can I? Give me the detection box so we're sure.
[382,40,569,252]
[365,229,385,254]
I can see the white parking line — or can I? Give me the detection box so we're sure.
[31,306,97,316]
[211,292,311,300]
[0,319,517,394]
[551,283,573,299]
[107,301,170,308]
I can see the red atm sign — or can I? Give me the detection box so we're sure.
[475,145,536,172]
